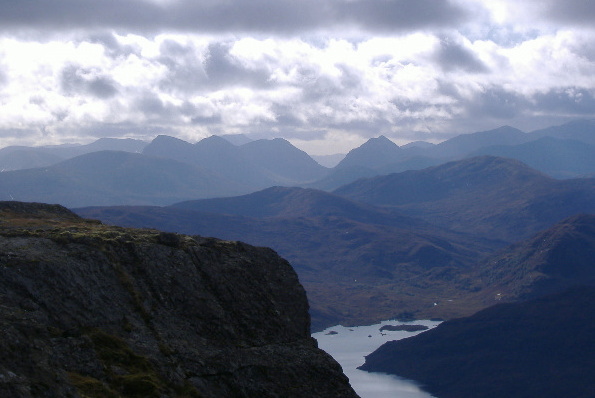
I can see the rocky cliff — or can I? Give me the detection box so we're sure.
[0,201,358,397]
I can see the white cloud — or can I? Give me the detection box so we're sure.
[0,1,594,151]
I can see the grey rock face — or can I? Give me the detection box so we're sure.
[0,201,357,397]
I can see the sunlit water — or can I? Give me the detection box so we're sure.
[312,319,441,398]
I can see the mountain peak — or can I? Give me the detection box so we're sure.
[336,135,401,170]
[434,125,529,158]
[143,135,193,157]
[364,135,398,147]
[150,135,189,145]
[197,135,236,147]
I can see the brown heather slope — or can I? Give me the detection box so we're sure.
[78,157,595,330]
[335,156,595,242]
[78,187,503,330]
[0,201,357,398]
[473,213,595,304]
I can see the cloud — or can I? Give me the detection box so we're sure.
[0,67,6,87]
[156,38,209,94]
[434,35,489,73]
[540,0,595,26]
[0,0,468,34]
[1,1,595,152]
[533,87,595,116]
[464,87,530,119]
[203,42,273,89]
[60,64,119,98]
[87,32,143,59]
[340,0,468,32]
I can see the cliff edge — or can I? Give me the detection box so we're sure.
[0,201,358,397]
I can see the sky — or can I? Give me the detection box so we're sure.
[1,0,594,154]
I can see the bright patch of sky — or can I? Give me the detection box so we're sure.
[0,0,594,154]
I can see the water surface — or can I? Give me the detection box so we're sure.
[313,319,440,398]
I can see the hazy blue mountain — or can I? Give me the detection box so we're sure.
[335,156,595,242]
[142,134,197,163]
[144,135,269,187]
[239,138,328,183]
[306,165,379,191]
[78,137,147,153]
[144,134,328,189]
[0,149,64,171]
[314,122,594,190]
[428,125,531,159]
[33,137,147,159]
[307,136,407,191]
[376,155,444,175]
[336,135,403,170]
[0,151,246,207]
[309,127,535,191]
[192,135,266,185]
[471,136,595,178]
[0,138,148,171]
[401,141,435,150]
[359,285,595,398]
[531,119,595,145]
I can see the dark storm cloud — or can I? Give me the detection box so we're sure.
[0,56,8,87]
[203,42,272,89]
[450,86,595,128]
[300,63,363,102]
[435,36,489,73]
[0,0,468,34]
[0,68,6,87]
[156,40,273,94]
[542,0,595,26]
[133,93,179,119]
[339,0,468,32]
[60,65,119,99]
[87,32,142,59]
[533,88,595,115]
[156,39,208,94]
[463,87,531,120]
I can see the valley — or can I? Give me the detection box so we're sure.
[2,119,595,397]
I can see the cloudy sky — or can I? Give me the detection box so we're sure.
[1,0,594,154]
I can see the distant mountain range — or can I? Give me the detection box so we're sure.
[4,120,594,396]
[335,156,595,242]
[359,285,595,398]
[0,151,247,207]
[0,137,147,171]
[3,119,595,330]
[2,119,595,206]
[76,157,595,330]
[314,119,595,189]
